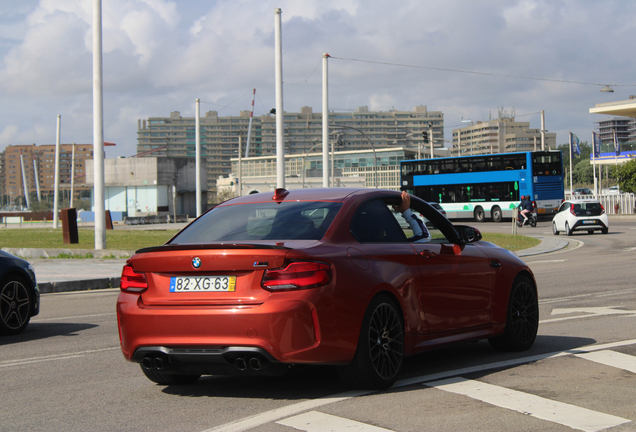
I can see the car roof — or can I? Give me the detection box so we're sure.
[218,188,402,205]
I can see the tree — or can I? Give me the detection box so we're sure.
[613,159,636,193]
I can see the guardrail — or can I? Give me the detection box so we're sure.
[564,193,636,214]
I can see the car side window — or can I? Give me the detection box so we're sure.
[386,197,452,244]
[351,199,407,243]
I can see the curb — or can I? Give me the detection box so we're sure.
[2,247,134,259]
[38,277,121,294]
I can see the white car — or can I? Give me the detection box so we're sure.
[552,199,609,236]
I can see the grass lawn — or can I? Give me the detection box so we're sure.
[1,228,540,252]
[0,228,180,251]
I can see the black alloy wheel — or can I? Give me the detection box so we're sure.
[489,276,538,351]
[337,295,404,389]
[0,276,32,335]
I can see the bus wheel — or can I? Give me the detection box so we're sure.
[473,207,485,223]
[491,206,503,222]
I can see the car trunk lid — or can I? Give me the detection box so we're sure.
[131,243,292,306]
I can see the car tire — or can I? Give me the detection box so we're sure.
[491,206,503,223]
[565,222,572,236]
[0,276,32,336]
[337,295,404,390]
[140,365,200,385]
[474,207,485,223]
[552,221,559,235]
[602,228,609,234]
[488,275,538,352]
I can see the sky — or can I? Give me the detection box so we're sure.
[1,0,635,158]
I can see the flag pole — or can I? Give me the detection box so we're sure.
[569,132,573,195]
[592,132,598,197]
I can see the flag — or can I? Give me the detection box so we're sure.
[614,130,621,156]
[570,132,580,156]
[592,132,601,158]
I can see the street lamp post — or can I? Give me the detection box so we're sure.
[332,124,377,188]
[302,142,321,188]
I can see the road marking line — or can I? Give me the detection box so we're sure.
[528,259,567,264]
[425,377,630,432]
[31,312,116,322]
[541,306,636,324]
[576,350,636,374]
[277,411,394,432]
[0,347,120,368]
[205,339,636,432]
[204,391,371,432]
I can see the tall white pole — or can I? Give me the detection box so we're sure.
[20,153,30,210]
[245,89,255,158]
[568,134,573,194]
[429,129,434,158]
[70,143,76,208]
[93,0,106,249]
[33,157,41,202]
[540,110,545,151]
[238,135,242,196]
[322,53,329,187]
[195,98,201,217]
[53,114,61,228]
[274,8,285,189]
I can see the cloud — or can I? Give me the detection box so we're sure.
[2,0,636,156]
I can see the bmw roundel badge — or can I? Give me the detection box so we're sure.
[192,257,202,269]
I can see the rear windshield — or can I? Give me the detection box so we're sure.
[170,201,343,244]
[572,202,603,216]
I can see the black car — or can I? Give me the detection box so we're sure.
[0,251,40,335]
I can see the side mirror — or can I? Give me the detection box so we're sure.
[456,225,482,243]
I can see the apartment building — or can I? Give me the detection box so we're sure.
[137,105,444,196]
[451,116,556,156]
[1,144,93,207]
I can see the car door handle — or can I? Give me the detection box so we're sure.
[490,260,501,268]
[419,250,436,259]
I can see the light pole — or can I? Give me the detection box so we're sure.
[302,142,321,188]
[333,125,377,188]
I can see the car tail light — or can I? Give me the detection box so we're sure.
[120,264,148,293]
[262,261,331,291]
[600,203,605,215]
[570,204,576,216]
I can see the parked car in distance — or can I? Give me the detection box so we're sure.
[429,202,447,217]
[608,186,620,195]
[552,199,609,236]
[572,187,593,196]
[117,188,539,389]
[0,251,40,335]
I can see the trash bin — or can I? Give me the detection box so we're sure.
[61,208,79,244]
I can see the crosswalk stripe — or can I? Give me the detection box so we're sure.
[277,411,394,432]
[576,350,636,373]
[425,377,630,432]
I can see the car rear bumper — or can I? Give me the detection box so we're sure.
[571,217,608,231]
[116,290,354,367]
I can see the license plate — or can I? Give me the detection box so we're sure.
[170,276,236,292]
[582,220,596,224]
